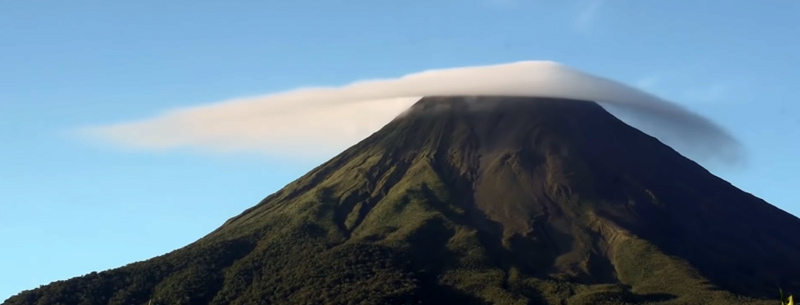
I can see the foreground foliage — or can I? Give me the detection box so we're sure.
[781,289,795,305]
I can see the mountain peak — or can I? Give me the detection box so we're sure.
[402,95,607,121]
[393,96,610,154]
[5,96,800,305]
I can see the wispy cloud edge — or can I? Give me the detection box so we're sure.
[74,60,742,164]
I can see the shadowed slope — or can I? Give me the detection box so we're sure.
[5,96,800,305]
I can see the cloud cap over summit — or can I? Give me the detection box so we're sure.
[76,61,742,163]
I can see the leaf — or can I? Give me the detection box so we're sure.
[780,288,789,305]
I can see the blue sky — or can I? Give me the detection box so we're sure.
[2,0,799,301]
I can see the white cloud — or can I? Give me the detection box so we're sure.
[82,96,421,158]
[75,61,742,163]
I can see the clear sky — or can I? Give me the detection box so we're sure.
[1,0,799,301]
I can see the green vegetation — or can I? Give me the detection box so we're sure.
[781,288,795,305]
[5,96,800,305]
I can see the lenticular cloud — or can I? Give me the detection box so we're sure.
[77,61,741,163]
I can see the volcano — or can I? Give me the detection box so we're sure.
[5,96,800,305]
